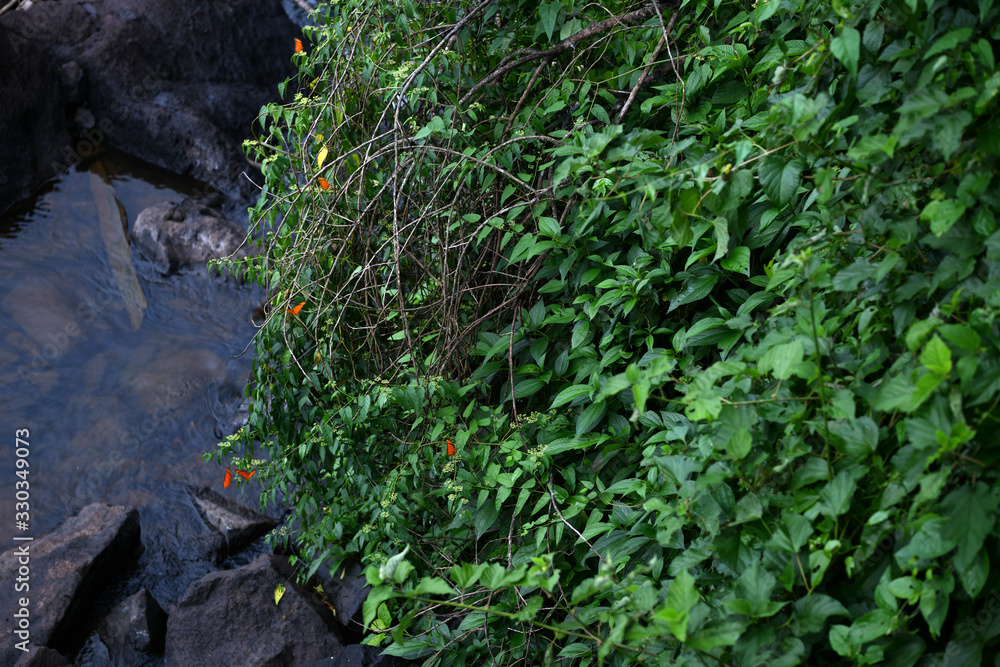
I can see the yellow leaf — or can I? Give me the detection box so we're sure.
[317,146,329,170]
[274,583,286,606]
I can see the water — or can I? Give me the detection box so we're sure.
[0,148,270,611]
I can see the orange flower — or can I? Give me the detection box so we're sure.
[318,177,330,190]
[294,38,303,53]
[286,301,305,316]
[224,468,232,488]
[446,439,456,456]
[236,469,256,480]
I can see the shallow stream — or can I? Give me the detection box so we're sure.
[0,147,268,607]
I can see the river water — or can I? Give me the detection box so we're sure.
[0,148,269,611]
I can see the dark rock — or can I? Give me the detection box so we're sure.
[12,645,73,667]
[131,199,254,275]
[191,486,278,558]
[0,0,299,205]
[165,554,343,666]
[296,644,413,666]
[0,19,73,208]
[96,588,168,662]
[0,504,143,666]
[58,61,87,106]
[318,561,369,636]
[69,633,115,667]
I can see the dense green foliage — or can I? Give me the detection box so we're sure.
[208,0,1000,663]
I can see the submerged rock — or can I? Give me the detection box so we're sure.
[131,199,255,276]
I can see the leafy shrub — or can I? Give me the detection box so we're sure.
[209,0,1000,663]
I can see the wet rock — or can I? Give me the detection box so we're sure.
[12,645,72,667]
[0,19,73,209]
[122,346,226,413]
[165,554,343,666]
[191,487,278,558]
[0,0,299,204]
[131,199,254,275]
[96,588,168,662]
[318,561,369,637]
[0,504,143,666]
[1,276,84,354]
[71,633,115,667]
[58,61,87,106]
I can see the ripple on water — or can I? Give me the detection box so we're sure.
[0,148,267,553]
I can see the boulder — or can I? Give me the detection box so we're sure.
[96,588,168,664]
[131,199,254,275]
[12,645,73,667]
[0,0,299,207]
[0,504,143,666]
[317,561,369,637]
[191,486,278,559]
[0,19,73,208]
[165,554,343,666]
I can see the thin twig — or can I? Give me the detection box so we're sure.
[460,4,665,106]
[549,474,608,566]
[615,35,667,123]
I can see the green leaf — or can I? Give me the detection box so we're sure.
[924,28,974,60]
[828,417,879,458]
[575,401,607,437]
[726,560,786,618]
[894,517,957,566]
[758,156,805,205]
[849,609,894,643]
[686,619,745,651]
[760,339,805,380]
[830,27,861,79]
[378,546,411,583]
[921,335,952,375]
[939,484,998,568]
[735,493,763,524]
[819,471,859,518]
[539,1,561,41]
[474,499,500,539]
[551,383,592,408]
[711,217,730,262]
[668,274,720,312]
[795,595,850,634]
[363,585,395,629]
[415,577,458,596]
[873,374,917,412]
[769,511,814,553]
[921,199,966,237]
[721,246,751,275]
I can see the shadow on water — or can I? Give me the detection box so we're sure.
[0,147,275,619]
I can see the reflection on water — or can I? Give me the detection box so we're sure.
[0,148,265,586]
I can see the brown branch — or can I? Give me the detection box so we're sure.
[459,4,663,107]
[614,36,666,123]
